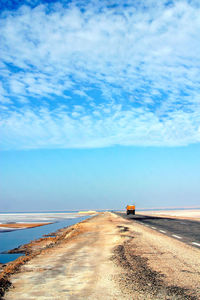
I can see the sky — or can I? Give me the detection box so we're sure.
[1,0,200,211]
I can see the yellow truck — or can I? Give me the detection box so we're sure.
[126,205,135,215]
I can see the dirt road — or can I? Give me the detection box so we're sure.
[2,212,200,299]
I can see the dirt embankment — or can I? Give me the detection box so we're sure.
[0,219,87,297]
[1,212,200,299]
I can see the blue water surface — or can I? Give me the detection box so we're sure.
[0,216,89,264]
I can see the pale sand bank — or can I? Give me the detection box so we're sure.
[137,209,200,220]
[78,210,97,214]
[0,223,51,232]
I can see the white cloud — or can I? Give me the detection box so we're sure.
[0,0,200,149]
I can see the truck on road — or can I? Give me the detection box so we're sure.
[126,205,135,215]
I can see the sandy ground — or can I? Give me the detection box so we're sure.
[0,223,51,230]
[1,212,200,300]
[137,209,200,220]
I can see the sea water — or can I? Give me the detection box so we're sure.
[0,215,89,264]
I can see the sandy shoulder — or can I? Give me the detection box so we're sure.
[137,209,200,220]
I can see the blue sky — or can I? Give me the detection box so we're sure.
[1,0,200,211]
[1,145,200,211]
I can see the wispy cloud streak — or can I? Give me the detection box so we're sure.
[0,0,200,149]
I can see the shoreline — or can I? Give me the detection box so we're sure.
[0,216,96,298]
[0,214,94,266]
[1,212,199,299]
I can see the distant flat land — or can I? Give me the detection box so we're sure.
[137,209,200,220]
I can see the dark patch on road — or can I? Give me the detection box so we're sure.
[117,225,129,232]
[0,277,11,299]
[111,241,198,300]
